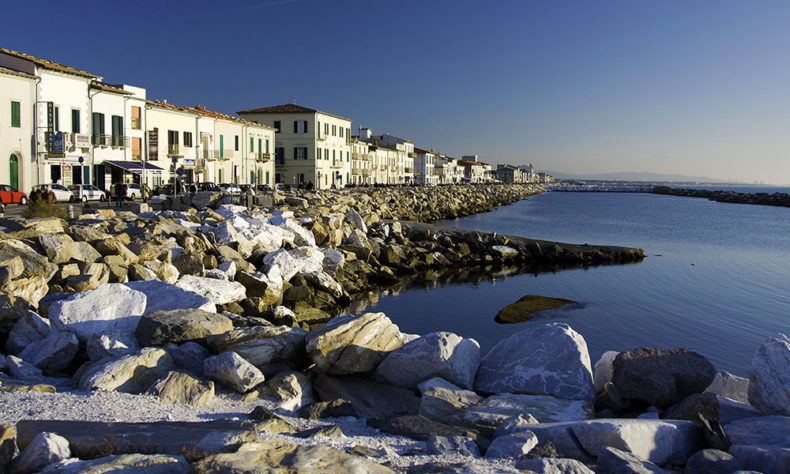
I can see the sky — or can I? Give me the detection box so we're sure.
[4,0,790,184]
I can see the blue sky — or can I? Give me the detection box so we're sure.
[5,0,789,183]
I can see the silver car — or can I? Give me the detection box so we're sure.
[32,183,75,202]
[69,184,107,203]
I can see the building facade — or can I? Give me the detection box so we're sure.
[0,66,36,192]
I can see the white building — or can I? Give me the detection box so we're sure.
[238,104,352,189]
[413,147,439,185]
[0,65,36,193]
[435,155,462,184]
[359,130,415,184]
[350,138,373,185]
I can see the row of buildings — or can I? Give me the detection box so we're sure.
[0,47,551,193]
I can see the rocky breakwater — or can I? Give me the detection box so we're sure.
[653,185,790,208]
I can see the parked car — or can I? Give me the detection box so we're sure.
[69,184,106,203]
[110,183,141,200]
[197,182,220,192]
[32,184,75,202]
[274,183,292,191]
[218,183,242,194]
[256,184,272,193]
[0,185,28,205]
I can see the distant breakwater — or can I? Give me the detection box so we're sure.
[652,186,790,209]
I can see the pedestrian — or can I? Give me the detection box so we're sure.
[114,182,125,208]
[141,183,149,202]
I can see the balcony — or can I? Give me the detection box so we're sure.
[405,167,414,174]
[92,134,110,147]
[111,135,130,149]
[168,144,182,156]
[202,149,216,160]
[215,149,233,160]
[72,133,91,149]
[131,117,142,130]
[330,161,343,169]
[132,153,142,161]
[257,153,271,162]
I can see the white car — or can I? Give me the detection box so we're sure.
[110,183,141,201]
[69,184,106,203]
[218,183,242,194]
[32,183,75,202]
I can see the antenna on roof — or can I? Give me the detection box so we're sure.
[290,96,297,104]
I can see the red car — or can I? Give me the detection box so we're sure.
[0,185,28,205]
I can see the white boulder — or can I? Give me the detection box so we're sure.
[175,275,246,306]
[204,351,265,393]
[747,333,790,415]
[125,280,216,314]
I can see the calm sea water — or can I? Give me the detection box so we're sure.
[356,191,790,375]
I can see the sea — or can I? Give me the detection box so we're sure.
[350,188,790,375]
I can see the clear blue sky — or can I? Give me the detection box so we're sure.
[5,0,789,183]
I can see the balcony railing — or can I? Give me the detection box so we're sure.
[168,144,182,155]
[92,134,110,147]
[215,149,233,160]
[73,133,91,149]
[257,153,272,162]
[202,149,216,160]
[111,135,130,148]
[131,117,142,130]
[405,167,414,174]
[330,161,343,169]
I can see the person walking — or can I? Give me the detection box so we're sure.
[141,183,150,203]
[114,182,125,208]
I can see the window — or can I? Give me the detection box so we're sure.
[168,130,179,146]
[324,123,329,136]
[131,106,141,130]
[317,148,322,160]
[293,120,308,133]
[219,134,224,158]
[235,135,239,151]
[273,121,281,133]
[265,139,269,154]
[250,136,253,151]
[111,115,123,136]
[92,113,105,145]
[294,147,307,160]
[54,107,60,131]
[339,127,344,138]
[71,109,80,133]
[325,148,329,160]
[332,125,336,136]
[347,151,350,162]
[317,121,321,138]
[132,137,142,159]
[183,131,193,147]
[275,147,285,165]
[10,101,20,128]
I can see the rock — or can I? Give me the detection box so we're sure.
[70,241,102,263]
[0,239,52,279]
[728,444,790,474]
[419,386,483,425]
[665,392,759,426]
[724,415,790,448]
[494,294,576,323]
[516,458,595,474]
[747,333,790,415]
[0,255,24,281]
[375,415,480,442]
[705,370,750,404]
[2,276,49,309]
[38,233,76,264]
[175,275,246,306]
[4,355,44,381]
[426,436,480,457]
[0,424,16,473]
[611,348,716,408]
[485,430,538,458]
[263,247,324,282]
[5,311,50,355]
[594,350,619,392]
[313,374,420,419]
[474,322,594,401]
[493,413,540,439]
[294,424,344,438]
[125,280,216,314]
[86,331,140,360]
[147,371,215,406]
[345,207,368,233]
[77,347,175,393]
[135,309,232,347]
[207,325,307,377]
[259,370,314,412]
[168,341,211,376]
[17,330,78,372]
[306,312,406,375]
[374,331,480,390]
[571,419,704,465]
[65,273,101,292]
[38,454,189,474]
[203,351,265,393]
[0,294,32,343]
[9,432,70,474]
[418,377,463,394]
[48,284,147,343]
[684,449,741,474]
[595,446,668,474]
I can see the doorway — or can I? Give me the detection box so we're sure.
[9,154,18,190]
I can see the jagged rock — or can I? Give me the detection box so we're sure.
[684,449,741,474]
[493,413,540,439]
[294,424,344,439]
[747,333,790,415]
[474,323,594,401]
[5,311,50,355]
[38,454,189,474]
[147,371,215,406]
[0,424,16,473]
[374,415,480,443]
[48,284,147,342]
[306,312,406,375]
[124,280,216,315]
[93,238,139,264]
[128,263,158,281]
[426,436,480,457]
[728,444,790,474]
[207,325,306,377]
[595,446,668,474]
[9,432,70,474]
[419,387,484,426]
[270,216,316,247]
[485,430,538,458]
[17,330,78,372]
[135,309,232,347]
[4,355,44,381]
[204,351,265,393]
[375,331,480,390]
[594,350,619,392]
[65,274,101,292]
[168,341,211,376]
[345,207,368,233]
[86,331,140,361]
[140,260,179,284]
[516,458,595,474]
[705,370,750,404]
[2,276,49,309]
[611,348,716,408]
[665,392,759,426]
[313,374,420,419]
[175,275,246,306]
[418,377,463,394]
[0,294,32,343]
[38,233,76,264]
[0,255,24,281]
[263,247,324,281]
[298,399,357,420]
[259,371,314,412]
[77,347,175,393]
[724,415,790,448]
[0,239,52,279]
[571,419,703,465]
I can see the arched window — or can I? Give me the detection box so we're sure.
[9,154,19,190]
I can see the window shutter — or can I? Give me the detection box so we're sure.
[294,121,298,133]
[303,121,308,133]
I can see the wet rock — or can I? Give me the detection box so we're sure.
[203,351,265,393]
[747,333,790,415]
[494,294,576,323]
[135,309,232,346]
[475,323,594,401]
[611,348,716,408]
[147,371,215,406]
[375,331,480,390]
[77,347,175,393]
[306,312,406,375]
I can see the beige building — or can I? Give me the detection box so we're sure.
[237,104,352,189]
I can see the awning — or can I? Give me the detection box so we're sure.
[104,160,164,174]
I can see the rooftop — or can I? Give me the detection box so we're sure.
[0,65,37,80]
[0,47,100,79]
[237,103,352,122]
[147,100,275,129]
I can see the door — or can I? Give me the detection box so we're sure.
[9,155,18,190]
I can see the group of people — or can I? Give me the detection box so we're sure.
[29,188,57,203]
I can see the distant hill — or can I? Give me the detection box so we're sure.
[543,170,722,183]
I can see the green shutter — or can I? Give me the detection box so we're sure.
[250,137,253,150]
[266,139,269,154]
[71,109,80,133]
[266,171,269,185]
[220,135,224,158]
[11,101,21,128]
